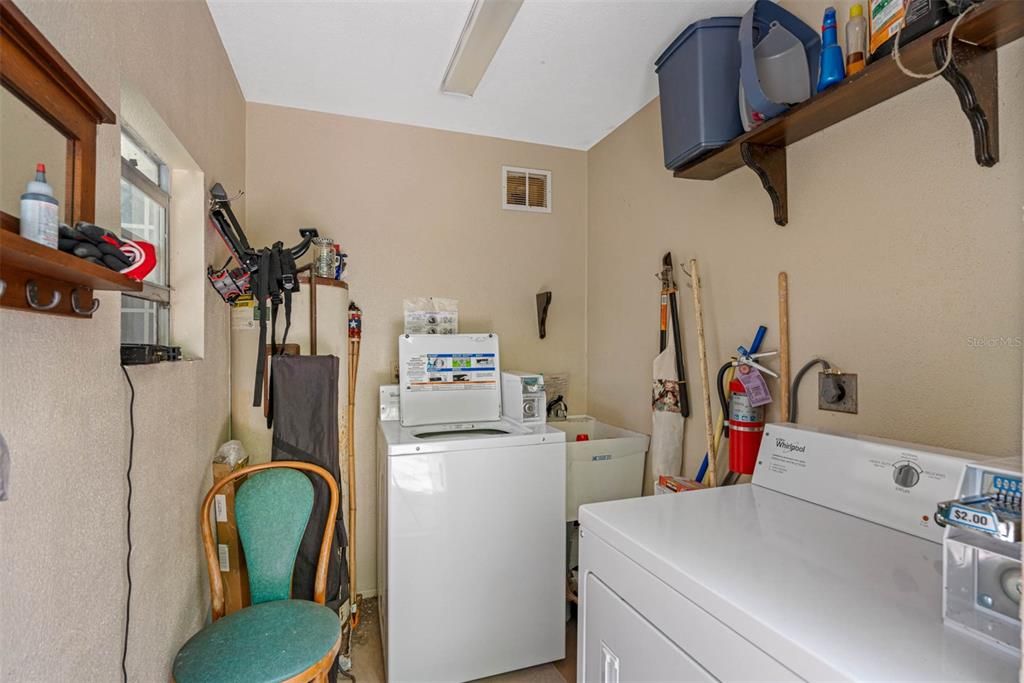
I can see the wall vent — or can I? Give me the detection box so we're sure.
[502,166,551,213]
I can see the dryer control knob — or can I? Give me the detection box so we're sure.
[894,463,920,488]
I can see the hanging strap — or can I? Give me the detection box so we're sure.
[279,246,298,347]
[264,243,302,428]
[267,244,283,355]
[252,248,272,407]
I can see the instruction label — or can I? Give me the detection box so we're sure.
[218,544,230,572]
[405,353,497,391]
[214,494,228,523]
[230,296,258,330]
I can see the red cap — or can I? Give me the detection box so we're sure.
[36,163,46,173]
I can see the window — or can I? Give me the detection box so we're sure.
[120,129,171,345]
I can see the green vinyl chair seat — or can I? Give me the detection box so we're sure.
[173,599,340,683]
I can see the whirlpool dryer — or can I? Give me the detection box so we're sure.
[377,334,567,682]
[576,425,1020,682]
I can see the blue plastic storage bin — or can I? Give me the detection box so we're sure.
[655,17,748,170]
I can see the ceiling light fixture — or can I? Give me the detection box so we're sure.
[441,0,524,97]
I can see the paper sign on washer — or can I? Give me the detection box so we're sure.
[405,352,497,392]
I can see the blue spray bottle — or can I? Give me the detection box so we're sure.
[816,7,845,93]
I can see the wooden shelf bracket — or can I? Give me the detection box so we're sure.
[740,142,788,227]
[935,36,999,167]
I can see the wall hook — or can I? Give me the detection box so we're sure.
[25,281,61,311]
[71,288,100,316]
[536,291,552,339]
[208,188,245,211]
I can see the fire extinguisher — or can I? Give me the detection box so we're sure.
[727,377,764,475]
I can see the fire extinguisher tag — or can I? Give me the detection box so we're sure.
[737,365,772,407]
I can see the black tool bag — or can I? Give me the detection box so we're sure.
[269,355,350,617]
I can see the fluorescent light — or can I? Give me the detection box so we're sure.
[441,0,523,96]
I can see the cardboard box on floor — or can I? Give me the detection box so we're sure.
[213,458,250,615]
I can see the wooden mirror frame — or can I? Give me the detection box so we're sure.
[0,0,115,233]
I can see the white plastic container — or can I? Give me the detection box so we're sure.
[19,163,59,248]
[550,416,649,522]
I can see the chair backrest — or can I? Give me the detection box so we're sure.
[235,469,312,604]
[200,461,338,621]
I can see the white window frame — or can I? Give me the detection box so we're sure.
[120,129,172,346]
[502,166,551,213]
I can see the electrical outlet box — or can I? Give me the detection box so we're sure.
[818,372,858,414]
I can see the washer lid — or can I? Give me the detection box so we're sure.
[380,418,565,456]
[580,486,1019,682]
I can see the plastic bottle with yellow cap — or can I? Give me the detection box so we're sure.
[846,3,867,75]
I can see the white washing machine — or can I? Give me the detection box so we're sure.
[378,335,566,682]
[377,418,566,682]
[577,425,1020,682]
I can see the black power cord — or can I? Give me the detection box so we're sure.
[789,358,832,423]
[120,365,135,682]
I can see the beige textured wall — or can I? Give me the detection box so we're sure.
[0,89,67,215]
[587,39,1024,484]
[0,1,244,680]
[243,103,588,596]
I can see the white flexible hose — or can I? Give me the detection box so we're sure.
[892,5,974,80]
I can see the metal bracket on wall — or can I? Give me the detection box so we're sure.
[740,142,788,227]
[536,291,552,339]
[935,37,999,167]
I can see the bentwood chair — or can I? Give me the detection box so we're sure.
[173,461,341,683]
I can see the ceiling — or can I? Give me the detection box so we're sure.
[207,0,751,151]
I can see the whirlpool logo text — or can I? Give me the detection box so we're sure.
[775,438,806,453]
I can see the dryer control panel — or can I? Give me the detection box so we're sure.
[752,424,977,543]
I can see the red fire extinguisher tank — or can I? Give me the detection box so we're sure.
[728,378,765,475]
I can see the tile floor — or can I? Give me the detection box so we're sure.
[350,598,577,683]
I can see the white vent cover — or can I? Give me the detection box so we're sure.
[502,166,551,213]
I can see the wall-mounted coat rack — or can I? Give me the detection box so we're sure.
[0,0,132,318]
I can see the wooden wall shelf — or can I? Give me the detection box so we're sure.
[1,0,119,319]
[673,0,1024,226]
[298,273,349,289]
[0,231,142,318]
